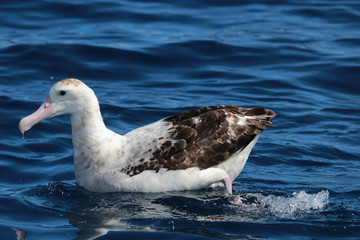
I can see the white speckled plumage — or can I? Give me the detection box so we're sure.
[19,78,275,193]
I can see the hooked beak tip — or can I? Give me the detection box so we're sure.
[18,96,54,135]
[18,118,30,134]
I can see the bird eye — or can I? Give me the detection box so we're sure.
[60,90,66,96]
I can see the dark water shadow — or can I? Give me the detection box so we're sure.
[15,181,330,240]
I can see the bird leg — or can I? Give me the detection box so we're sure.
[222,178,245,204]
[223,177,233,195]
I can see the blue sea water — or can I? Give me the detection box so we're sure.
[1,0,360,239]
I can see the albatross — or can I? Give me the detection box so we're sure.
[19,78,275,194]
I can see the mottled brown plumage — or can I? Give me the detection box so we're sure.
[121,105,275,177]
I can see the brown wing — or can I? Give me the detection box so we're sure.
[122,105,275,176]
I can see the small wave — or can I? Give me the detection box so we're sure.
[231,190,329,219]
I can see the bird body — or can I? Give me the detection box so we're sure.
[19,78,275,194]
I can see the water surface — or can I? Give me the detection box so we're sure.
[0,0,359,239]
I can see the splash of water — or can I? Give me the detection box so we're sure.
[231,190,329,219]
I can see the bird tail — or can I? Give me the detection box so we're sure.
[242,107,276,134]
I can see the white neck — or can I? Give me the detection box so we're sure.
[70,103,107,139]
[69,102,126,191]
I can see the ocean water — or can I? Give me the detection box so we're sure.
[1,0,360,239]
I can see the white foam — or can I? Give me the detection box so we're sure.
[230,190,329,219]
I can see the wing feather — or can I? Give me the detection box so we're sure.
[121,105,275,176]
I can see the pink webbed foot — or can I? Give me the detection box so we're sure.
[228,195,245,204]
[222,178,245,204]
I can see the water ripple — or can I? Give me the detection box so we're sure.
[1,0,360,239]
